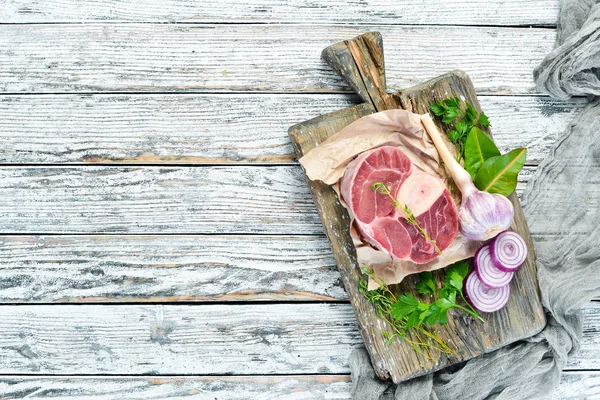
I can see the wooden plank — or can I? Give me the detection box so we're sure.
[0,233,578,304]
[0,376,351,400]
[549,371,600,399]
[1,0,560,25]
[0,165,536,234]
[0,302,596,374]
[0,235,341,303]
[0,303,363,374]
[0,371,594,399]
[0,94,582,165]
[0,25,554,94]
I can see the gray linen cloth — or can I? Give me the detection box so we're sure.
[349,2,600,398]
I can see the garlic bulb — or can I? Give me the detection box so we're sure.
[458,189,514,240]
[421,114,514,241]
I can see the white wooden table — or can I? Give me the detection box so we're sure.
[0,1,597,398]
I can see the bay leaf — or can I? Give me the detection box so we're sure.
[464,127,500,179]
[474,148,527,196]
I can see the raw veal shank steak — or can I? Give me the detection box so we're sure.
[340,146,458,264]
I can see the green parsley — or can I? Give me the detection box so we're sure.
[430,97,490,161]
[359,261,484,355]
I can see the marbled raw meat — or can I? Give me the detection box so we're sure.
[341,146,458,264]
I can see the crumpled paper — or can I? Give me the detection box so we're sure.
[299,108,481,289]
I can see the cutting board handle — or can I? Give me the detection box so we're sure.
[322,31,396,111]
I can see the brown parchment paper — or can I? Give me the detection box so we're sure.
[299,109,482,290]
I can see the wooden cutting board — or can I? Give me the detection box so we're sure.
[288,32,546,383]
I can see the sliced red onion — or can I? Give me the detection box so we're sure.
[465,271,510,313]
[490,230,528,272]
[475,244,514,288]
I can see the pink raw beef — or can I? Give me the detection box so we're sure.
[340,146,458,264]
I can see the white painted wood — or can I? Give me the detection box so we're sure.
[544,371,600,400]
[0,375,354,400]
[0,165,536,234]
[0,376,355,400]
[0,371,594,399]
[0,94,584,164]
[0,303,363,374]
[0,0,560,26]
[0,25,555,94]
[0,233,572,304]
[0,235,342,302]
[0,302,596,374]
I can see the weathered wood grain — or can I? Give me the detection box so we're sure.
[0,375,354,400]
[0,233,579,304]
[0,0,560,26]
[0,94,582,165]
[0,303,363,374]
[0,25,555,94]
[0,165,537,234]
[0,303,595,374]
[0,235,342,303]
[0,376,353,400]
[0,371,595,400]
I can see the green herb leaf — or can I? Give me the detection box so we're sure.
[447,291,457,304]
[438,287,451,299]
[464,127,501,179]
[423,304,441,325]
[477,112,491,127]
[448,271,464,291]
[390,293,419,320]
[444,97,461,109]
[443,260,469,290]
[359,262,483,352]
[442,109,458,124]
[454,119,467,136]
[465,102,478,121]
[430,102,446,116]
[432,298,455,325]
[447,129,460,143]
[474,148,527,196]
[405,311,421,329]
[416,271,436,295]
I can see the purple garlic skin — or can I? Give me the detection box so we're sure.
[458,190,514,241]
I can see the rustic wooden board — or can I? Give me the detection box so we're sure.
[0,303,595,375]
[0,94,583,165]
[0,371,595,400]
[0,25,554,94]
[1,0,559,25]
[289,32,545,382]
[0,166,541,234]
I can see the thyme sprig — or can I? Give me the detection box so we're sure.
[370,181,401,208]
[359,262,484,354]
[370,182,443,256]
[402,204,443,256]
[359,267,455,358]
